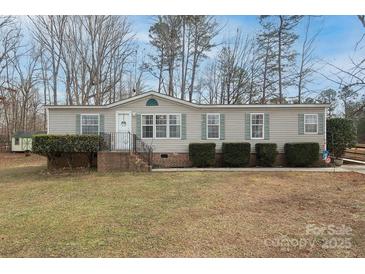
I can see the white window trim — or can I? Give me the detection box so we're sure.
[155,113,169,139]
[167,113,182,140]
[304,114,318,134]
[206,113,220,140]
[141,113,182,139]
[80,113,100,135]
[141,113,154,139]
[250,113,264,140]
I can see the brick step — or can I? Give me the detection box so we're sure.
[129,153,150,172]
[97,151,150,172]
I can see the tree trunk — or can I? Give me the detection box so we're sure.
[189,52,198,102]
[168,59,174,96]
[158,49,164,93]
[180,18,186,99]
[262,38,270,104]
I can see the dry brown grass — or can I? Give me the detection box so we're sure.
[0,152,46,170]
[0,152,364,257]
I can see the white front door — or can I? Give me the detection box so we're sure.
[116,111,132,150]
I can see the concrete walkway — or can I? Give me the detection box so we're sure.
[152,165,365,174]
[341,164,365,174]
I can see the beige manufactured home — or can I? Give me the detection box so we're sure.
[46,91,328,167]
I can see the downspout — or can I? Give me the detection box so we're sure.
[324,107,327,151]
[46,108,50,135]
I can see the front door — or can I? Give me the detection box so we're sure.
[116,112,132,150]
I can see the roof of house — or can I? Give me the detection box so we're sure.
[45,91,330,109]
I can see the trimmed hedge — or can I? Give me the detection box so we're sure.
[255,143,278,167]
[32,134,103,168]
[32,134,102,154]
[189,143,216,167]
[222,142,251,167]
[284,142,320,167]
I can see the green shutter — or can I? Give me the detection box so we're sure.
[264,113,270,140]
[136,114,141,138]
[99,114,104,133]
[201,114,207,140]
[318,113,324,135]
[298,114,304,135]
[181,113,187,140]
[76,114,81,134]
[220,113,225,140]
[245,113,251,140]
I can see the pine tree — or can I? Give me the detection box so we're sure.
[259,16,302,103]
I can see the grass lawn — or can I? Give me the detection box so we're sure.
[0,153,364,257]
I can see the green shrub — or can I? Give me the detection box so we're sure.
[32,134,103,168]
[327,118,357,158]
[222,142,250,167]
[255,143,278,167]
[189,143,216,167]
[356,117,365,144]
[284,142,320,167]
[32,134,102,154]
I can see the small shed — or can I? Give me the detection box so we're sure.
[11,131,34,152]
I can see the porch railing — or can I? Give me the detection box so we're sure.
[132,134,153,167]
[99,132,153,166]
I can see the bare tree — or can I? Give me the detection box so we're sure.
[201,30,253,105]
[76,16,135,105]
[316,16,365,113]
[31,16,135,106]
[339,85,359,118]
[358,16,365,28]
[1,41,43,139]
[14,46,40,130]
[29,16,67,105]
[246,40,261,104]
[0,16,22,139]
[39,47,51,128]
[0,17,21,80]
[203,62,220,104]
[296,16,321,103]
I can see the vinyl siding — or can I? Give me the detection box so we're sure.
[48,95,326,153]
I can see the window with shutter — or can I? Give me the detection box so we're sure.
[251,113,264,139]
[80,114,100,135]
[304,114,318,134]
[207,113,220,139]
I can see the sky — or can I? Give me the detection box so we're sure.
[128,15,365,99]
